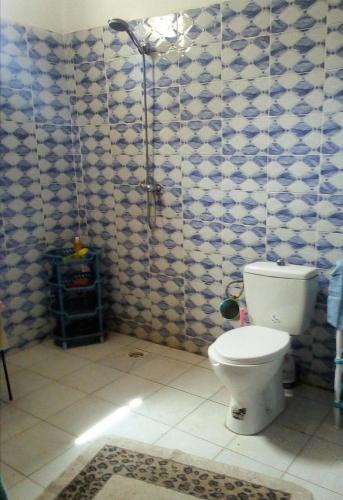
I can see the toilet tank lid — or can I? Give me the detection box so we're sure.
[244,261,318,280]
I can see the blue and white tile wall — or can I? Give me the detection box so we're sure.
[1,0,342,389]
[0,20,83,347]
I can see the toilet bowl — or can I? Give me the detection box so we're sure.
[208,326,290,435]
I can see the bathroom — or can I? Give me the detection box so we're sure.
[0,0,342,498]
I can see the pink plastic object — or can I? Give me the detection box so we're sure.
[239,308,246,326]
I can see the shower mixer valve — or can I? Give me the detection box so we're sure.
[140,181,162,193]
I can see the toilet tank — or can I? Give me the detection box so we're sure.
[243,261,318,335]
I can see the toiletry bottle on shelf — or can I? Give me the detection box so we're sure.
[73,236,83,253]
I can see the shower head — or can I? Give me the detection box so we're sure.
[108,18,130,32]
[108,17,148,54]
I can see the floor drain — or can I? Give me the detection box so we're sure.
[129,351,145,358]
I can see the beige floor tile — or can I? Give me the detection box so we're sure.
[215,449,283,478]
[106,332,136,347]
[29,351,89,380]
[209,386,231,406]
[315,411,343,447]
[137,386,203,426]
[0,368,50,400]
[30,444,88,487]
[283,473,343,500]
[130,353,192,384]
[0,462,25,489]
[130,339,204,364]
[94,373,162,407]
[177,400,236,447]
[0,404,40,443]
[7,478,44,500]
[7,344,56,369]
[14,381,85,419]
[288,437,343,494]
[168,366,222,398]
[198,358,211,369]
[1,421,74,475]
[47,396,117,436]
[155,429,222,459]
[59,362,123,393]
[105,412,170,444]
[228,423,310,472]
[293,384,333,406]
[276,396,330,435]
[65,334,134,361]
[98,346,147,372]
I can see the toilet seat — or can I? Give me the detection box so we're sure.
[212,326,290,365]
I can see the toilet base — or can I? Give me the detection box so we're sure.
[225,373,286,435]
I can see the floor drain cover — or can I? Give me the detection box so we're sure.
[129,351,145,358]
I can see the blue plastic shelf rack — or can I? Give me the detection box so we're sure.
[45,246,104,350]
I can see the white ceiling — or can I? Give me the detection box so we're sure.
[1,0,223,33]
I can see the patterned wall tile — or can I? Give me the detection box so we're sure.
[156,187,182,219]
[184,250,222,283]
[319,153,343,194]
[267,192,317,229]
[223,76,269,118]
[183,219,222,253]
[152,50,180,87]
[179,4,221,47]
[39,154,75,185]
[321,112,343,154]
[180,80,222,120]
[222,115,269,155]
[106,55,142,92]
[71,28,104,64]
[0,53,33,89]
[72,93,108,126]
[271,0,328,34]
[33,89,70,125]
[36,124,73,157]
[267,227,316,265]
[324,68,343,115]
[327,0,343,26]
[316,193,343,232]
[270,69,324,116]
[27,27,64,64]
[222,0,270,42]
[183,187,223,221]
[150,217,185,276]
[223,190,267,225]
[151,121,180,154]
[180,119,221,155]
[317,231,343,271]
[0,87,33,123]
[222,36,270,81]
[0,120,37,158]
[0,20,27,56]
[110,122,143,155]
[75,60,107,95]
[153,155,182,187]
[182,154,222,189]
[221,155,267,190]
[270,26,326,75]
[179,43,221,84]
[150,274,185,335]
[147,86,180,123]
[41,182,78,216]
[325,22,343,70]
[267,154,319,193]
[113,154,145,185]
[108,89,142,124]
[221,223,266,258]
[269,113,322,155]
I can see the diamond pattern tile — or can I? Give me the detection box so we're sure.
[222,0,271,41]
[222,35,270,81]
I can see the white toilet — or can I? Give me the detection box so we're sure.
[208,261,318,435]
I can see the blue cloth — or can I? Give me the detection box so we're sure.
[328,259,343,330]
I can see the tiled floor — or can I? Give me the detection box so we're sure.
[1,332,342,500]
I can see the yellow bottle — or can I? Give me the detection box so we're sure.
[73,236,83,253]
